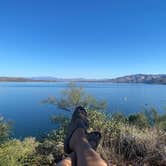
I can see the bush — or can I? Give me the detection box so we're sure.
[43,83,107,112]
[0,116,11,144]
[0,137,42,166]
[87,110,166,165]
[128,112,150,129]
[36,128,65,163]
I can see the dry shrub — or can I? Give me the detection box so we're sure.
[90,113,166,166]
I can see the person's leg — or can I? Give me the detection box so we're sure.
[55,152,76,166]
[56,131,102,166]
[64,106,107,166]
[70,128,107,166]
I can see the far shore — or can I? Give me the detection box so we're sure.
[0,74,166,84]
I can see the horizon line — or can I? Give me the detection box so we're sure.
[0,73,166,80]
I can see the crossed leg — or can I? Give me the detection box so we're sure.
[56,128,107,166]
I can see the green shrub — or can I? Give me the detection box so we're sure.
[0,137,42,166]
[0,116,11,144]
[128,112,150,129]
[37,128,65,163]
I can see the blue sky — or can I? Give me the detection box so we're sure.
[0,0,166,78]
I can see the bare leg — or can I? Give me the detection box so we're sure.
[55,152,76,166]
[56,131,102,166]
[60,106,107,166]
[70,128,107,166]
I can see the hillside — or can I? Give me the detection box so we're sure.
[109,74,166,84]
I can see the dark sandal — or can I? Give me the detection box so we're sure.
[64,106,89,154]
[87,131,101,150]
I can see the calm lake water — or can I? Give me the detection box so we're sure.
[0,82,166,138]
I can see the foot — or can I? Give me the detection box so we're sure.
[64,106,89,154]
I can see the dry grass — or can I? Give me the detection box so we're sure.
[98,125,166,165]
[85,110,166,165]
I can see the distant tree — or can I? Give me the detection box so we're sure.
[43,83,107,112]
[43,83,107,130]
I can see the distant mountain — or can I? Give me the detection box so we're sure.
[0,77,57,82]
[109,74,166,84]
[0,74,166,84]
[0,77,33,82]
[30,77,58,81]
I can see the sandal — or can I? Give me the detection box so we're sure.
[64,106,89,154]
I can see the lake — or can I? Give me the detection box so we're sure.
[0,82,166,139]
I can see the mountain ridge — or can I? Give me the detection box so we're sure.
[0,74,166,84]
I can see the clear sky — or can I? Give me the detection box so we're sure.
[0,0,166,78]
